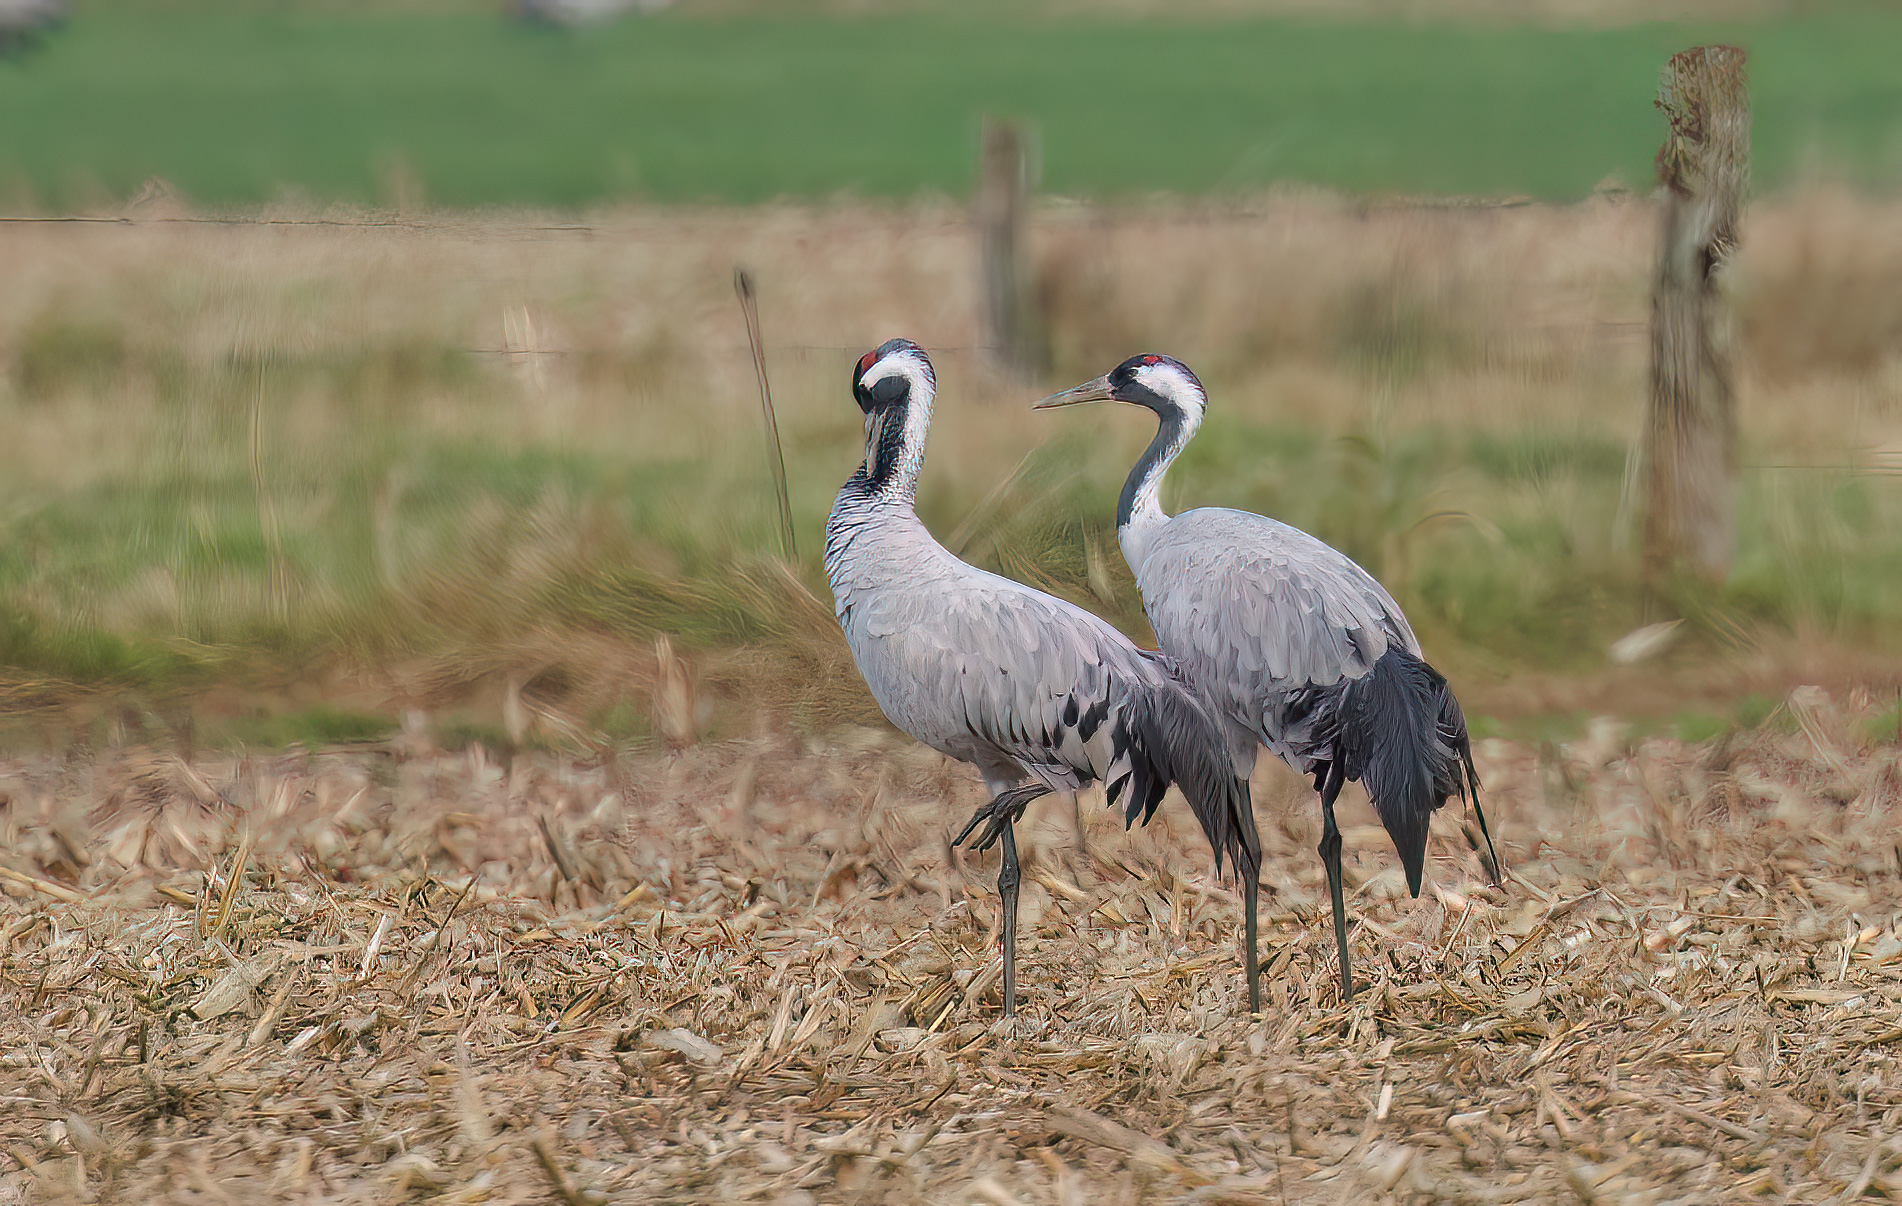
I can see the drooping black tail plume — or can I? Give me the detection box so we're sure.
[1110,671,1260,887]
[1336,646,1499,895]
[1106,666,1263,1011]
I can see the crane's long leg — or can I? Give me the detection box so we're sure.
[1467,791,1504,886]
[953,781,1049,1018]
[998,822,1021,1017]
[1244,865,1261,1014]
[1316,761,1352,1001]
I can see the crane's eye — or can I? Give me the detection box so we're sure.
[866,374,909,408]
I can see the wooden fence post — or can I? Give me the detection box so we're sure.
[1641,45,1748,590]
[976,117,1043,381]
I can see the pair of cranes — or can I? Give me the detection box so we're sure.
[823,339,1500,1016]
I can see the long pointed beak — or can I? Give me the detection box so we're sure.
[1032,375,1116,410]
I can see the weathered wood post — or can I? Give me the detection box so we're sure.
[1641,46,1749,590]
[976,118,1042,381]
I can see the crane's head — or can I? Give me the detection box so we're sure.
[853,338,934,412]
[1033,354,1206,425]
[851,338,937,489]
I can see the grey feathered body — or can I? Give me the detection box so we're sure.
[826,471,1256,877]
[1126,507,1414,769]
[1127,506,1476,889]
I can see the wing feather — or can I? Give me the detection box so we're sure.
[1133,508,1416,750]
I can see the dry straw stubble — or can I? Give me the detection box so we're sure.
[0,687,1898,1200]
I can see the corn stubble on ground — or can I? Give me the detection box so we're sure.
[0,693,1898,1202]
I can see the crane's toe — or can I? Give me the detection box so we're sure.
[954,782,1048,854]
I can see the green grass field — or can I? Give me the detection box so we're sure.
[4,8,1902,207]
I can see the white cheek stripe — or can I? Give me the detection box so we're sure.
[1132,363,1205,416]
[860,352,933,399]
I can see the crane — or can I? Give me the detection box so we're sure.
[1036,353,1500,1000]
[826,339,1262,1015]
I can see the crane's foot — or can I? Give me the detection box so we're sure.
[953,782,1049,854]
[953,783,1052,1021]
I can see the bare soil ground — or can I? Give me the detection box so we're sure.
[0,689,1899,1203]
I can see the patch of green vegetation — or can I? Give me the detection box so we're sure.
[7,412,1901,698]
[1864,698,1902,747]
[1,9,1901,206]
[1466,713,1503,742]
[0,608,210,687]
[589,699,650,744]
[1734,693,1778,731]
[1466,430,1628,487]
[1672,709,1733,745]
[211,703,394,748]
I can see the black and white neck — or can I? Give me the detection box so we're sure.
[850,338,937,505]
[1111,355,1207,567]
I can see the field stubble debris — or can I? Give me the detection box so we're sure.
[0,689,1898,1201]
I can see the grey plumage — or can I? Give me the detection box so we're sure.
[1127,507,1476,888]
[826,339,1259,1015]
[1128,508,1408,763]
[1037,353,1499,1001]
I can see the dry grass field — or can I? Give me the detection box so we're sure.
[3,187,1902,751]
[0,685,1900,1203]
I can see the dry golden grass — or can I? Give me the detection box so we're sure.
[1,684,1899,1202]
[7,188,1901,501]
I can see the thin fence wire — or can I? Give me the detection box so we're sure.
[0,191,1565,236]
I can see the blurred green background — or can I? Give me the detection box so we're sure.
[3,7,1902,207]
